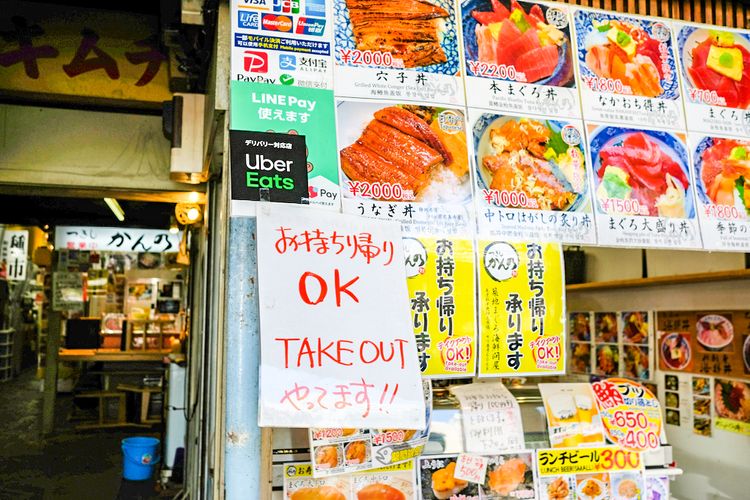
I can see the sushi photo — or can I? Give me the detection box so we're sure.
[482,453,536,499]
[570,342,592,374]
[575,11,677,98]
[462,0,574,86]
[621,311,649,344]
[660,332,692,371]
[694,137,750,216]
[589,127,694,219]
[594,312,617,343]
[679,27,750,109]
[418,457,480,500]
[570,312,592,341]
[595,344,618,376]
[623,345,650,380]
[474,115,588,211]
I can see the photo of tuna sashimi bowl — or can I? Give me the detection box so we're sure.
[474,114,588,211]
[694,137,750,217]
[589,127,695,218]
[678,27,750,108]
[574,11,678,98]
[462,0,574,86]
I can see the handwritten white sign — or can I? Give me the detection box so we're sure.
[256,203,425,429]
[454,454,489,485]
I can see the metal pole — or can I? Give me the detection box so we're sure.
[223,216,262,498]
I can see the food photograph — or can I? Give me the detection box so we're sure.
[595,344,619,376]
[313,445,344,472]
[335,0,460,74]
[665,374,679,392]
[481,453,536,499]
[418,456,479,500]
[594,312,617,343]
[623,344,650,380]
[714,378,750,423]
[695,314,734,352]
[693,397,711,416]
[574,11,679,99]
[693,376,711,396]
[589,126,695,219]
[666,409,680,426]
[621,311,649,344]
[570,342,593,374]
[744,335,750,374]
[570,312,592,341]
[693,137,750,217]
[660,332,692,371]
[352,469,415,500]
[665,391,679,409]
[678,26,750,109]
[610,472,644,500]
[462,0,575,87]
[473,114,589,211]
[539,475,575,500]
[576,473,610,500]
[693,417,712,436]
[338,102,471,203]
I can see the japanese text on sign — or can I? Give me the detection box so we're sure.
[536,446,642,476]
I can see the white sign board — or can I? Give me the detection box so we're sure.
[1,230,29,281]
[54,226,181,253]
[257,203,426,429]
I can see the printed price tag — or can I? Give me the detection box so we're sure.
[454,454,488,485]
[592,378,662,452]
[536,446,642,477]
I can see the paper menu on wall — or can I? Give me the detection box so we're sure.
[450,382,525,454]
[538,383,606,448]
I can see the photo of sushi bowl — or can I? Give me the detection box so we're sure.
[694,136,750,217]
[660,332,692,371]
[462,0,574,86]
[696,314,734,351]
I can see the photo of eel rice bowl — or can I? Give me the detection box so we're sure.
[591,127,693,218]
[339,103,470,202]
[681,28,750,109]
[463,0,574,86]
[695,137,750,215]
[475,115,587,211]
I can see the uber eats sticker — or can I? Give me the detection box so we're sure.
[230,130,309,204]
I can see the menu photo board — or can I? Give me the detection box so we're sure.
[461,0,581,119]
[572,8,685,130]
[675,22,750,137]
[470,109,596,244]
[586,123,703,249]
[689,133,750,251]
[333,0,464,106]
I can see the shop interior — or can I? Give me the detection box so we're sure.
[0,192,202,498]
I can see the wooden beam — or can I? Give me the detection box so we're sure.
[42,311,62,435]
[0,184,206,204]
[566,269,750,292]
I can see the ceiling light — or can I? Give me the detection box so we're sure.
[188,191,201,203]
[186,207,200,221]
[175,202,203,225]
[103,198,125,222]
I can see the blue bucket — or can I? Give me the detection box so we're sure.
[122,437,160,480]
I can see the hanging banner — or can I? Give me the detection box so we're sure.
[54,226,181,253]
[675,22,750,137]
[230,81,340,212]
[230,0,333,89]
[451,383,525,454]
[336,100,473,237]
[572,9,684,130]
[587,124,702,249]
[461,1,580,119]
[591,378,662,452]
[1,230,28,281]
[308,380,432,477]
[690,134,750,251]
[333,0,464,106]
[538,383,606,448]
[478,241,566,377]
[470,110,596,244]
[256,203,426,429]
[405,237,476,378]
[536,446,642,476]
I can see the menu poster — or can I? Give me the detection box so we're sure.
[713,378,750,436]
[480,451,537,499]
[336,100,473,237]
[51,272,84,312]
[283,462,351,500]
[689,133,750,251]
[675,22,750,137]
[573,9,684,130]
[657,310,750,379]
[538,383,606,448]
[405,237,477,378]
[333,0,464,106]
[284,461,418,499]
[587,124,702,249]
[470,110,596,244]
[692,376,712,437]
[478,241,566,377]
[451,383,525,454]
[230,0,333,89]
[461,1,580,119]
[230,81,340,212]
[418,454,480,500]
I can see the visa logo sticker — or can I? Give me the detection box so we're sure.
[261,13,294,32]
[295,17,325,36]
[238,11,259,29]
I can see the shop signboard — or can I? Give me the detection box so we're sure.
[332,0,464,106]
[1,230,28,281]
[478,241,566,376]
[572,8,684,130]
[230,0,333,89]
[470,110,596,244]
[256,203,426,429]
[230,81,340,213]
[675,22,750,137]
[54,226,181,253]
[461,1,581,119]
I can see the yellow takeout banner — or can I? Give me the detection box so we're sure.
[536,446,642,477]
[478,241,566,376]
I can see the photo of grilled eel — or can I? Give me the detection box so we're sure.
[345,0,450,68]
[340,106,452,198]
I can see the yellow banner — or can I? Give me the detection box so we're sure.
[405,237,476,378]
[478,241,566,376]
[536,447,642,477]
[715,417,750,436]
